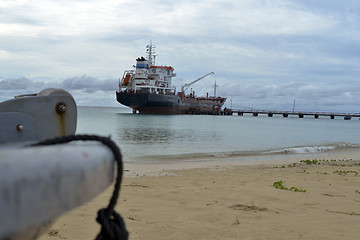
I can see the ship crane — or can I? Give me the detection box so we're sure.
[181,72,214,93]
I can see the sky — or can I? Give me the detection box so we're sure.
[1,0,360,112]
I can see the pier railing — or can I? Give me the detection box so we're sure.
[219,109,360,120]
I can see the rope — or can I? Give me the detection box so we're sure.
[30,134,129,240]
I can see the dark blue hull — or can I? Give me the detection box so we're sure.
[116,91,224,114]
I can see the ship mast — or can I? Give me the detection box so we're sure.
[147,41,156,66]
[213,79,218,97]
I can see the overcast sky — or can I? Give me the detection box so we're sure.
[1,0,360,112]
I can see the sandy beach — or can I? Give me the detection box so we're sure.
[39,150,360,240]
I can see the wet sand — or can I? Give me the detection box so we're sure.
[39,150,360,240]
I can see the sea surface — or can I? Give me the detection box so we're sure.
[76,106,360,163]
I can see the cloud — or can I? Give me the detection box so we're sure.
[0,76,118,106]
[1,0,360,112]
[55,75,116,93]
[217,80,360,112]
[1,72,359,112]
[0,77,42,90]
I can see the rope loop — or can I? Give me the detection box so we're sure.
[95,208,128,240]
[30,134,129,240]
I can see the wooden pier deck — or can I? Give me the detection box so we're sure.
[220,109,360,120]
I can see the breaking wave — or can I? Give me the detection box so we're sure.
[128,143,360,163]
[273,143,360,154]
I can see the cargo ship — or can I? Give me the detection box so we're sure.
[116,43,226,114]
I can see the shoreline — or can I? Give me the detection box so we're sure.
[123,148,360,177]
[123,144,360,164]
[39,149,360,240]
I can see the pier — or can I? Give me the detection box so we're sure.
[219,109,360,120]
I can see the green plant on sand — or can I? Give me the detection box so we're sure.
[273,180,306,192]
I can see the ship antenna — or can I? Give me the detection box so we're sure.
[213,79,218,97]
[148,41,152,65]
[147,41,157,66]
[292,99,296,113]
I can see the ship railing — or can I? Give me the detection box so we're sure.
[132,86,162,94]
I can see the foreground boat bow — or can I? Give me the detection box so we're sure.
[0,89,127,240]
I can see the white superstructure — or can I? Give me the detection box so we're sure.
[119,42,176,95]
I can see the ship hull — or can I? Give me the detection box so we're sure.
[116,91,224,114]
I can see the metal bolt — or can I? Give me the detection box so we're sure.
[16,124,24,131]
[56,103,67,114]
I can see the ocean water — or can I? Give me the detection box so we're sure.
[76,106,360,163]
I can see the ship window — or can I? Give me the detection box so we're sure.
[152,69,156,73]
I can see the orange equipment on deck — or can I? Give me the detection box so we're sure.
[123,73,131,86]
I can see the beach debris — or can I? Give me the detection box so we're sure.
[206,201,218,206]
[127,215,138,221]
[48,229,59,236]
[123,184,150,188]
[322,193,346,198]
[326,210,360,216]
[47,229,66,239]
[145,221,159,225]
[232,216,240,225]
[229,204,268,212]
[229,204,279,214]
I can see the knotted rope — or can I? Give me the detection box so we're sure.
[30,134,129,240]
